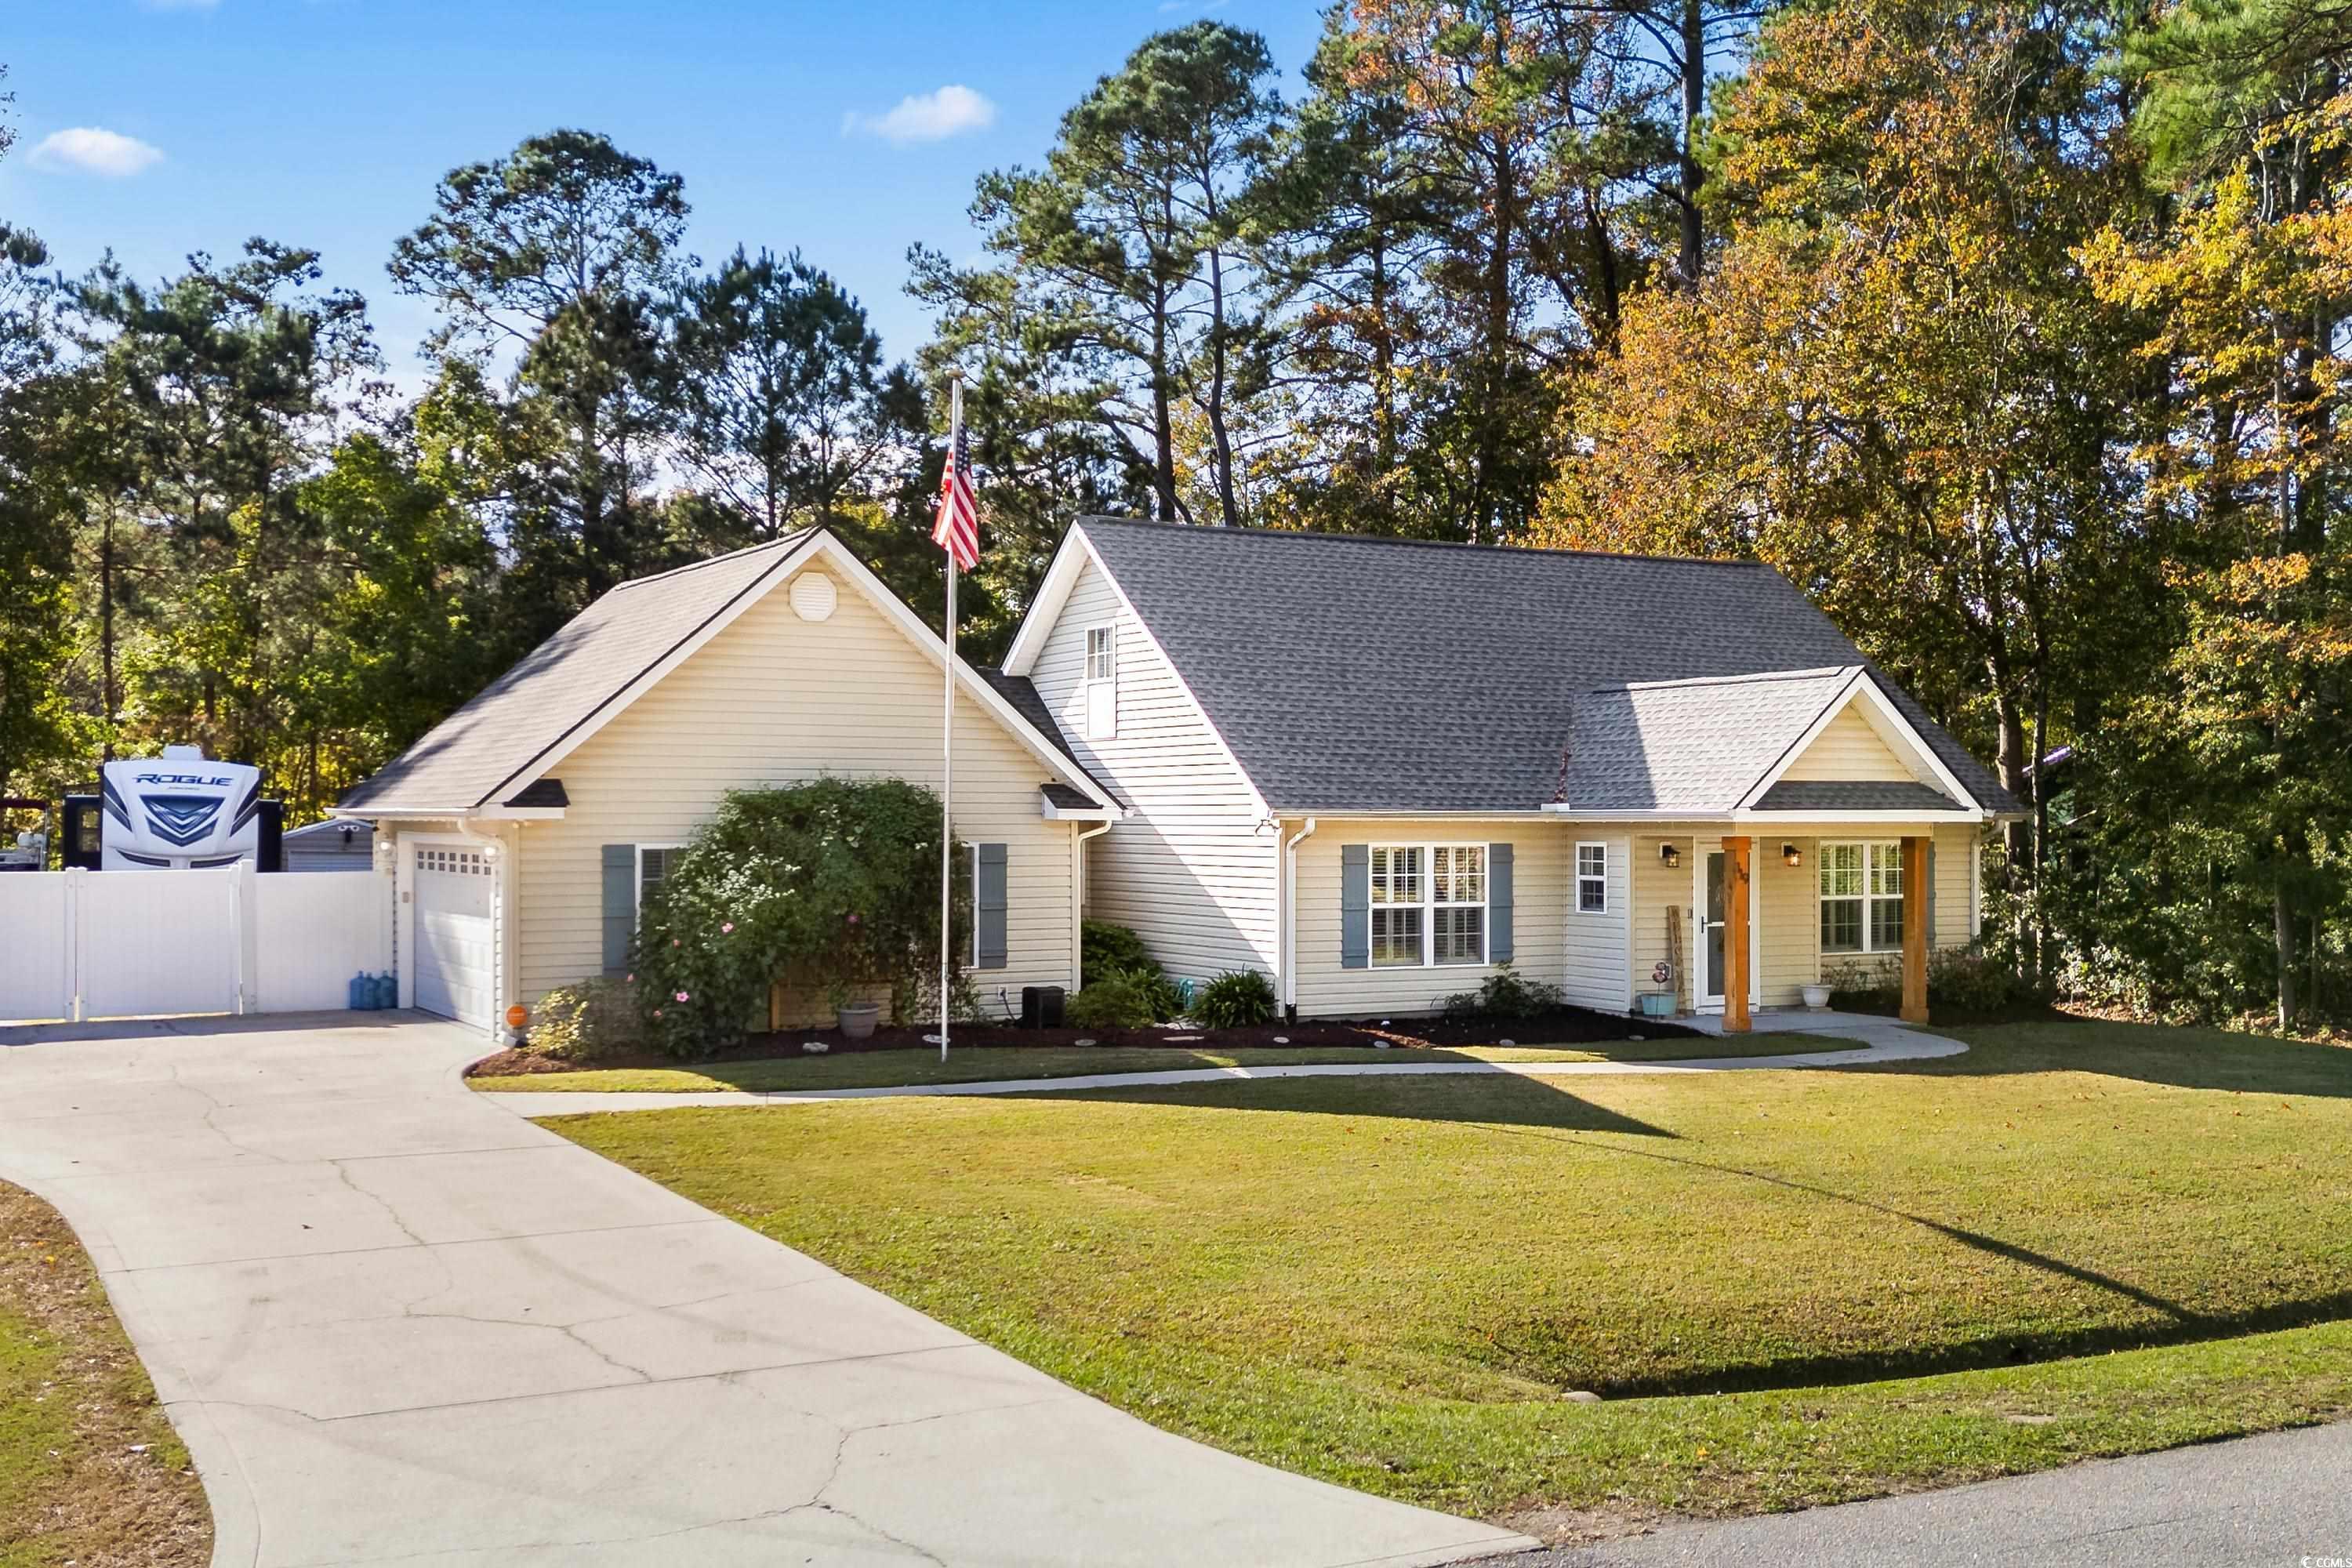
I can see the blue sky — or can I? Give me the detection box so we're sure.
[2,0,1327,383]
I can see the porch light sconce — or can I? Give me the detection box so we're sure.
[1658,842,1682,870]
[1782,842,1802,869]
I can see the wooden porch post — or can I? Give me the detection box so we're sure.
[1723,837,1751,1033]
[1901,834,1929,1023]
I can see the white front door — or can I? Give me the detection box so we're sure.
[412,844,494,1028]
[1696,850,1728,1011]
[1692,844,1758,1014]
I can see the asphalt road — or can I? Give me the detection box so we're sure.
[1494,1421,2352,1568]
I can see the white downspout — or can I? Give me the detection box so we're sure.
[1281,817,1317,1015]
[1073,818,1113,990]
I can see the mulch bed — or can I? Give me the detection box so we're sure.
[470,1004,1700,1078]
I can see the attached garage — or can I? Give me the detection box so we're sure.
[408,842,497,1028]
[336,529,1117,1041]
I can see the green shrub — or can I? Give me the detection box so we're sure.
[1824,958,1901,1013]
[1081,920,1156,989]
[1079,919,1181,1020]
[1066,974,1159,1029]
[1929,946,2045,1014]
[632,778,971,1058]
[1193,969,1278,1028]
[1441,963,1563,1021]
[527,978,643,1062]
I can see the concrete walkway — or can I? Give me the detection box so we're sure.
[0,1013,1532,1568]
[492,1011,1962,1120]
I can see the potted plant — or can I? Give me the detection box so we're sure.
[829,979,882,1040]
[1802,981,1831,1011]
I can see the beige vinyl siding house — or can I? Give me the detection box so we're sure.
[512,562,1079,1013]
[1003,520,2022,1028]
[1024,554,1278,985]
[338,531,1118,1036]
[1285,820,1580,1018]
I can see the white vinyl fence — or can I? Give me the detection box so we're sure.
[0,865,392,1023]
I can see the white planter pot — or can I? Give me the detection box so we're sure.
[1801,983,1831,1011]
[835,1003,882,1040]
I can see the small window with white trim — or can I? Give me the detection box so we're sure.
[1370,843,1487,967]
[1575,842,1609,913]
[1820,840,1903,953]
[637,844,684,916]
[1083,624,1116,739]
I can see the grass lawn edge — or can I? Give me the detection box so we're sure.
[472,1035,1868,1094]
[1,1179,212,1567]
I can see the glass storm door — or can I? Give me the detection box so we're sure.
[1698,851,1729,1009]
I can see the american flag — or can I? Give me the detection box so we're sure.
[931,423,979,571]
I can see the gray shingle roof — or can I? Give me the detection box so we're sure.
[341,535,815,813]
[1561,670,1857,811]
[1076,519,2016,815]
[1752,779,1962,812]
[978,668,1122,808]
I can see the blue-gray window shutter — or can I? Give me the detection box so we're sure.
[1926,843,1937,949]
[1341,844,1370,969]
[601,844,634,975]
[1488,843,1514,964]
[976,843,1008,969]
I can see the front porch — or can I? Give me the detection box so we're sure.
[1632,831,1936,1033]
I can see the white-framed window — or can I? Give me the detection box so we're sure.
[637,844,684,918]
[1820,840,1904,953]
[1575,841,1609,913]
[1083,623,1116,739]
[416,847,488,877]
[1370,843,1487,967]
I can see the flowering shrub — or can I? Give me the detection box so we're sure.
[630,779,972,1057]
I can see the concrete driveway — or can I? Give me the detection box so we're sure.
[0,1012,1531,1568]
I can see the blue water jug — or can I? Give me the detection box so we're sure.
[372,973,396,1010]
[348,972,372,1011]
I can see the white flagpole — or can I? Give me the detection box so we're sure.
[938,370,963,1065]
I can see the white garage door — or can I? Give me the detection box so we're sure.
[413,845,494,1028]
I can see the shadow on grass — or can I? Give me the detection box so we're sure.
[1853,1016,2352,1102]
[1042,1069,1679,1138]
[1470,1116,2352,1397]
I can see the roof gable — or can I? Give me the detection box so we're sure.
[1018,519,2013,816]
[342,531,1112,816]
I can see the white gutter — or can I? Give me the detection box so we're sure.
[1280,817,1317,1014]
[1071,817,1114,992]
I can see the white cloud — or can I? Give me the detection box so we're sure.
[841,85,996,146]
[27,127,165,177]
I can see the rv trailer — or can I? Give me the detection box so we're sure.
[61,746,284,872]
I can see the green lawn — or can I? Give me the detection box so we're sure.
[1,1181,209,1567]
[547,1020,2352,1530]
[474,1034,1853,1094]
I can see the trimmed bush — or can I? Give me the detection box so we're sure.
[527,978,642,1062]
[632,779,972,1057]
[1930,946,2046,1014]
[1066,973,1160,1029]
[1081,920,1157,989]
[1442,963,1563,1021]
[1193,969,1278,1028]
[1824,957,1902,1014]
[1080,918,1181,1021]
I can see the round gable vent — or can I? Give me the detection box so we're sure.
[789,571,838,622]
